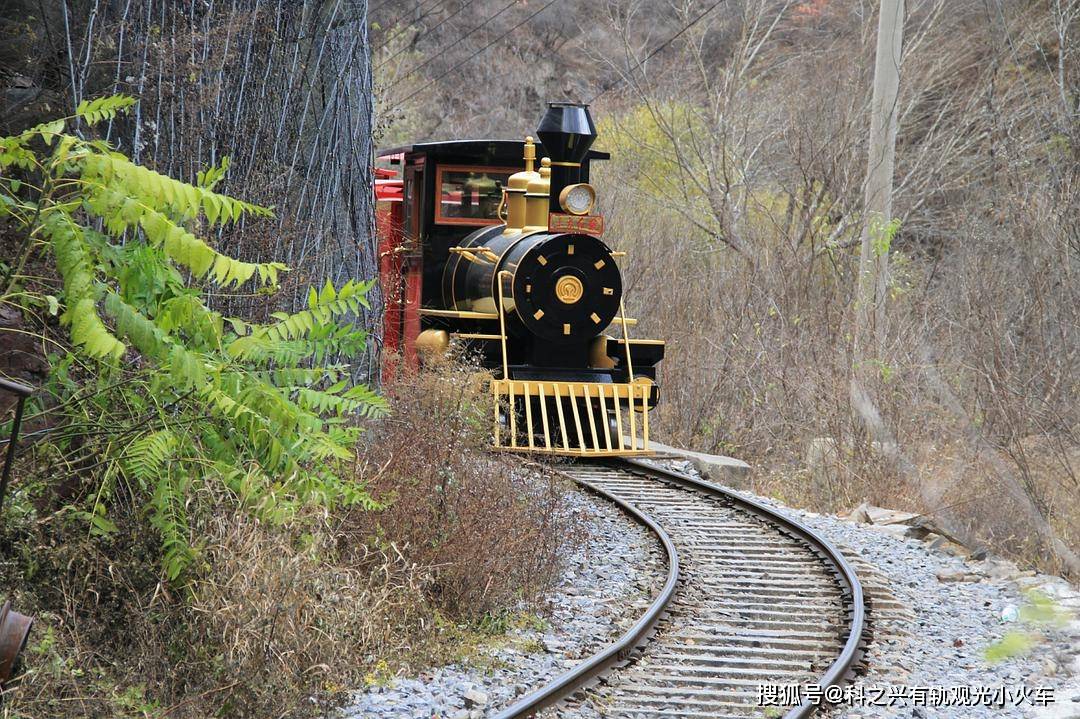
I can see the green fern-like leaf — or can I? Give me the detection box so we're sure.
[76,95,137,125]
[196,156,231,191]
[150,471,195,582]
[46,215,125,360]
[157,294,224,348]
[342,383,391,418]
[136,208,285,287]
[235,279,374,348]
[81,151,271,226]
[104,293,171,359]
[124,430,178,486]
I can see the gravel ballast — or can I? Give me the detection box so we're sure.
[639,457,1080,719]
[342,456,1078,719]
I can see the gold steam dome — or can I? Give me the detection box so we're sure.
[503,137,540,233]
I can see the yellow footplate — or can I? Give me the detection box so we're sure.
[490,379,652,456]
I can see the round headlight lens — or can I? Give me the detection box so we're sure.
[559,183,596,216]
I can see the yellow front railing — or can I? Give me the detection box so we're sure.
[490,379,652,456]
[485,265,652,456]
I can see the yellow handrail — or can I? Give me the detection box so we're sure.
[496,270,511,379]
[618,299,634,380]
[419,308,499,320]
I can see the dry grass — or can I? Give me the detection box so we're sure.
[1,507,438,718]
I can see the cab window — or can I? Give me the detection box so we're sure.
[435,165,515,226]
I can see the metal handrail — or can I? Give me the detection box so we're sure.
[0,378,33,514]
[617,299,634,380]
[496,270,511,379]
[0,378,35,686]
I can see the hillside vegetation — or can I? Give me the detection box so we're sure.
[374,0,1079,577]
[0,0,1074,715]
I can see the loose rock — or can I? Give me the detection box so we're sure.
[462,687,488,707]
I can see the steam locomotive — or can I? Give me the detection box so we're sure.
[375,103,664,456]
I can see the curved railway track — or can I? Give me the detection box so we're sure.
[495,457,866,719]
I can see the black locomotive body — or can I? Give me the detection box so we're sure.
[376,103,664,456]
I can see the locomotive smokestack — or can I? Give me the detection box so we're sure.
[536,102,597,214]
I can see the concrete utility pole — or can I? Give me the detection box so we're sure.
[855,0,905,360]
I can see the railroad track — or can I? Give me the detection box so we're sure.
[495,457,866,719]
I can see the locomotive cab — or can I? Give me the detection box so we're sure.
[376,103,665,456]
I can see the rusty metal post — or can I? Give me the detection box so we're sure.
[0,601,31,685]
[0,378,33,515]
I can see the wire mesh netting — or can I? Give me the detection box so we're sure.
[4,0,380,378]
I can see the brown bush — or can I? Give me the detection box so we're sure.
[0,497,435,717]
[357,363,579,619]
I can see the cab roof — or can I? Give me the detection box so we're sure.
[377,139,609,163]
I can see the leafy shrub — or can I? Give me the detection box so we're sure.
[0,95,387,581]
[0,366,576,718]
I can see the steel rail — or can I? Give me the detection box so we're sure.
[495,457,865,718]
[491,474,680,719]
[617,457,866,719]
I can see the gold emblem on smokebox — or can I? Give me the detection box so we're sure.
[555,276,584,305]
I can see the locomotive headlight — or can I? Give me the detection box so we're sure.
[559,183,596,216]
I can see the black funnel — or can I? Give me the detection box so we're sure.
[536,102,597,213]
